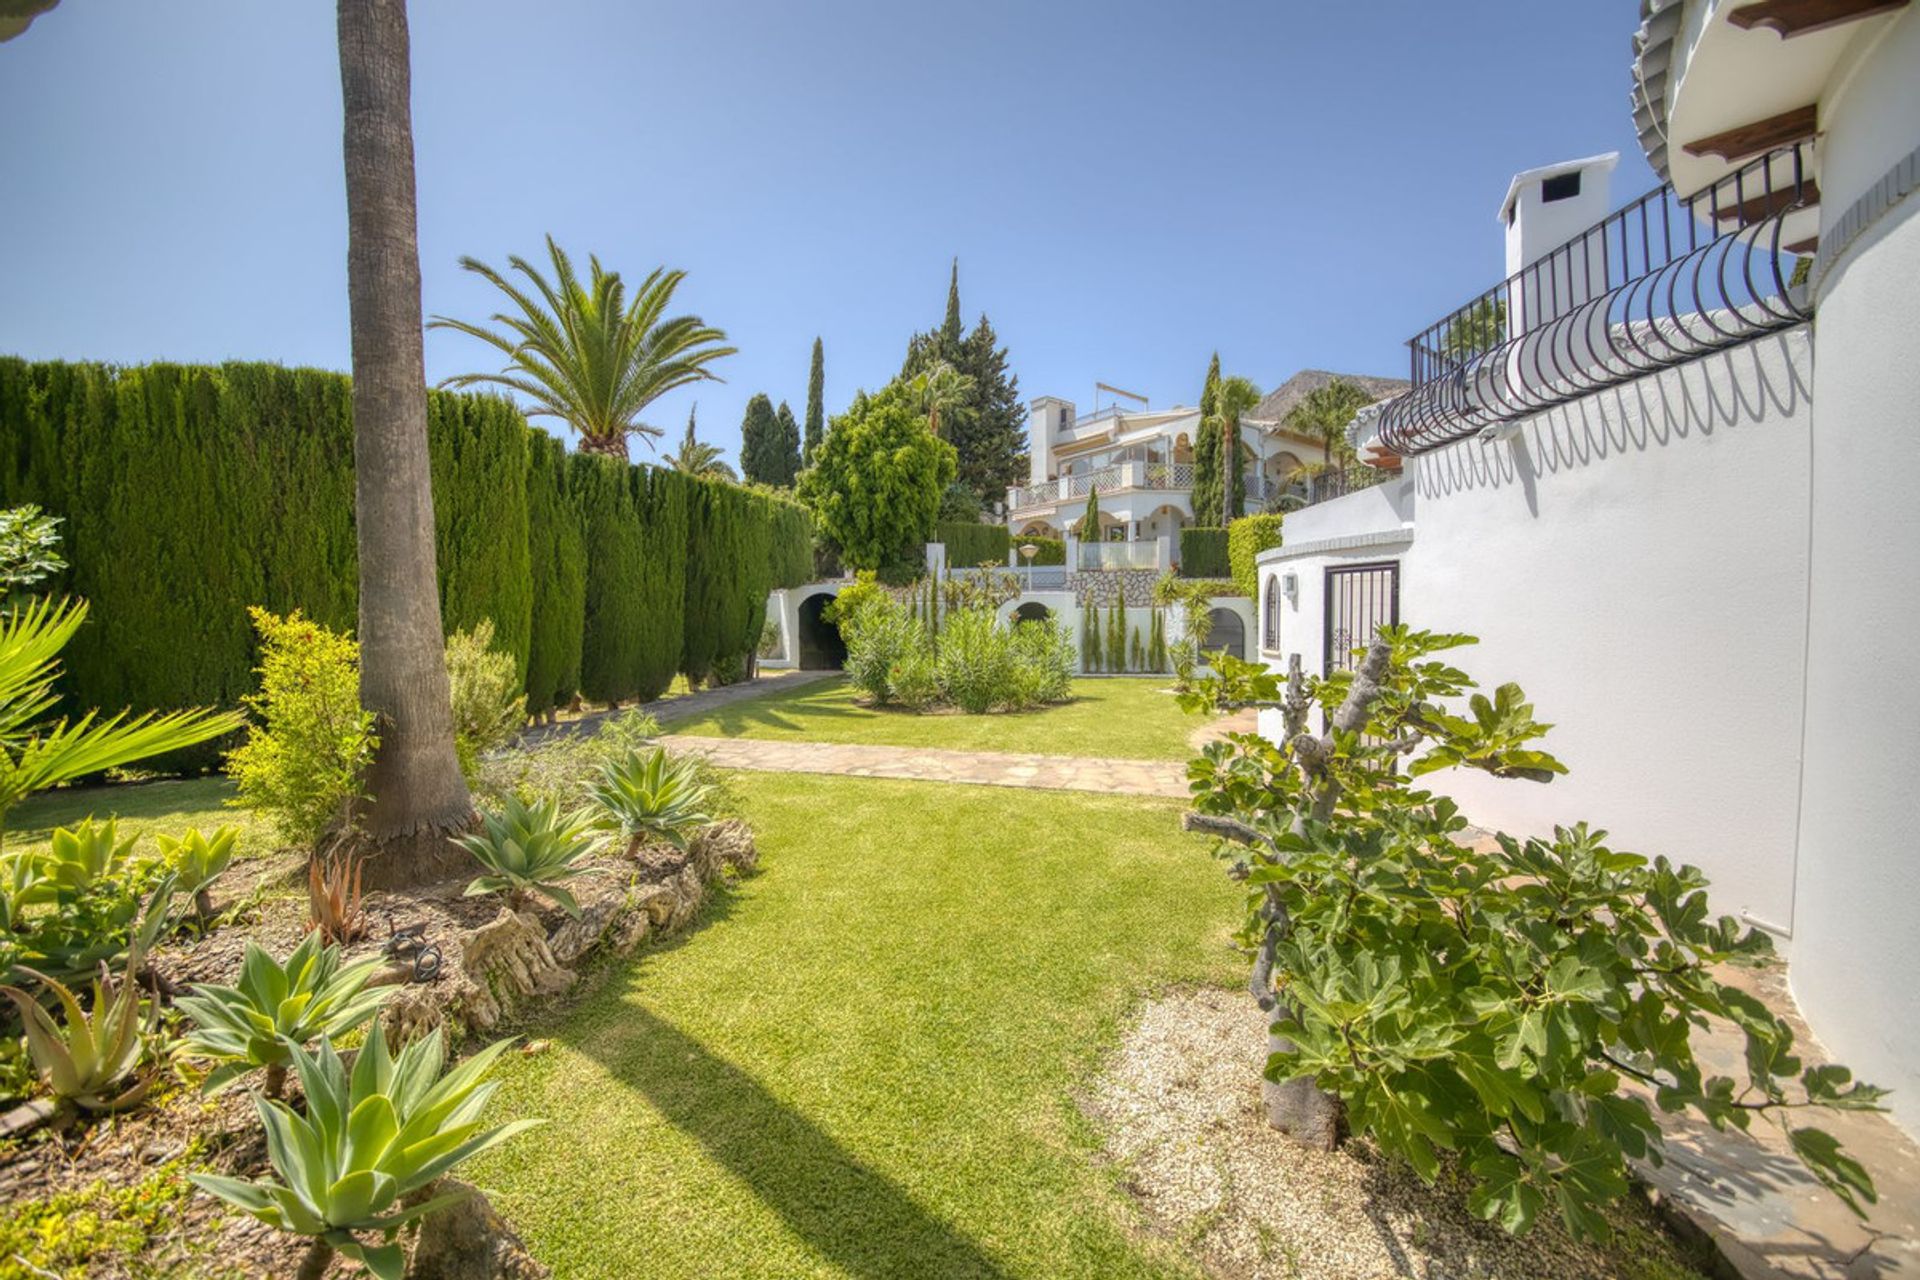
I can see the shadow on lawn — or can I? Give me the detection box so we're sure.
[576,1002,1012,1280]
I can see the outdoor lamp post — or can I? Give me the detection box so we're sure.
[1019,542,1037,586]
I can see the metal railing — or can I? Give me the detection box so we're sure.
[1377,143,1816,455]
[1007,461,1202,511]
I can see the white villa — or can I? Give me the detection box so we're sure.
[1253,0,1920,1144]
[1003,370,1405,566]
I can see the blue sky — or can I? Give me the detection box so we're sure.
[0,1,1653,467]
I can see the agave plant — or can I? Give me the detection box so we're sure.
[29,817,141,899]
[175,931,390,1096]
[584,747,713,853]
[1,940,161,1114]
[307,848,365,945]
[157,825,238,922]
[189,1026,543,1280]
[454,795,596,916]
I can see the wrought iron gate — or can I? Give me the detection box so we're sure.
[1323,562,1400,675]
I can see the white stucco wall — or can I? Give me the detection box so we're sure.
[1405,329,1813,934]
[1789,8,1920,1134]
[1256,330,1815,938]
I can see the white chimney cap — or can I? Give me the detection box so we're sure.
[1497,152,1620,225]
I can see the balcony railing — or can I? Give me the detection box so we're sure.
[1376,143,1816,456]
[1272,465,1390,511]
[1008,461,1201,512]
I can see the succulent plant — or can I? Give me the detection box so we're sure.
[584,747,713,853]
[454,794,596,916]
[157,824,238,921]
[30,816,142,899]
[306,849,365,945]
[1,940,161,1113]
[175,931,390,1096]
[189,1026,543,1280]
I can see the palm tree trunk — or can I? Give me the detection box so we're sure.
[338,0,473,888]
[576,432,628,458]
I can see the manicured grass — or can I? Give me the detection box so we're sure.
[664,676,1207,760]
[5,776,278,860]
[472,773,1240,1279]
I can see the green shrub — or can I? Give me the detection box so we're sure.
[934,521,1010,569]
[1178,527,1230,578]
[156,825,238,921]
[445,618,526,779]
[1081,597,1100,672]
[888,644,943,710]
[1010,616,1074,705]
[0,503,64,600]
[1226,513,1284,599]
[841,596,922,705]
[632,466,690,701]
[474,709,661,809]
[427,389,533,682]
[797,383,956,582]
[225,608,377,850]
[572,454,646,705]
[935,607,1020,713]
[0,820,168,986]
[1184,629,1884,1240]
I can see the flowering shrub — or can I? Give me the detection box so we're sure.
[839,591,1072,715]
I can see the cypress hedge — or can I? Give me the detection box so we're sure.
[934,520,1010,569]
[524,431,585,715]
[0,357,818,749]
[1179,527,1231,579]
[1226,513,1285,600]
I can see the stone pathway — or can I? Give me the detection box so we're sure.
[664,736,1189,799]
[518,669,836,747]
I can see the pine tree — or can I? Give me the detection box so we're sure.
[739,393,781,486]
[804,337,824,464]
[899,262,1028,508]
[1192,353,1224,527]
[775,400,801,484]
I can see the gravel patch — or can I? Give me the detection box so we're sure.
[1083,986,1709,1280]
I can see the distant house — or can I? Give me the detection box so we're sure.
[1003,371,1405,566]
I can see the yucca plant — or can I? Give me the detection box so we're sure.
[189,1026,543,1280]
[454,795,596,916]
[584,747,713,853]
[307,848,365,945]
[157,825,238,922]
[1,939,161,1114]
[175,932,390,1097]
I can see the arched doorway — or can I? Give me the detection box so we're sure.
[1012,602,1051,624]
[1203,608,1245,661]
[797,594,846,670]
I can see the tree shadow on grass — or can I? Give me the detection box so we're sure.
[573,1003,1012,1280]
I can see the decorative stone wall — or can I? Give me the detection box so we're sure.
[1062,569,1163,606]
[381,818,758,1045]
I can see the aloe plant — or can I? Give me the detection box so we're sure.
[28,817,141,899]
[175,932,390,1096]
[157,825,238,921]
[454,795,595,916]
[584,747,713,852]
[1,940,160,1113]
[189,1026,543,1280]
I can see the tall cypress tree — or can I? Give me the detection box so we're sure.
[774,400,801,485]
[739,393,780,486]
[804,337,824,464]
[1192,352,1223,527]
[940,258,963,350]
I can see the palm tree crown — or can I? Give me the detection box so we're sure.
[1285,379,1376,463]
[665,406,737,481]
[904,360,974,439]
[430,237,736,458]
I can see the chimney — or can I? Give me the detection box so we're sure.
[1499,153,1618,335]
[1027,396,1074,484]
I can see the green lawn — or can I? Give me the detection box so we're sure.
[664,676,1207,760]
[5,776,278,860]
[473,772,1239,1279]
